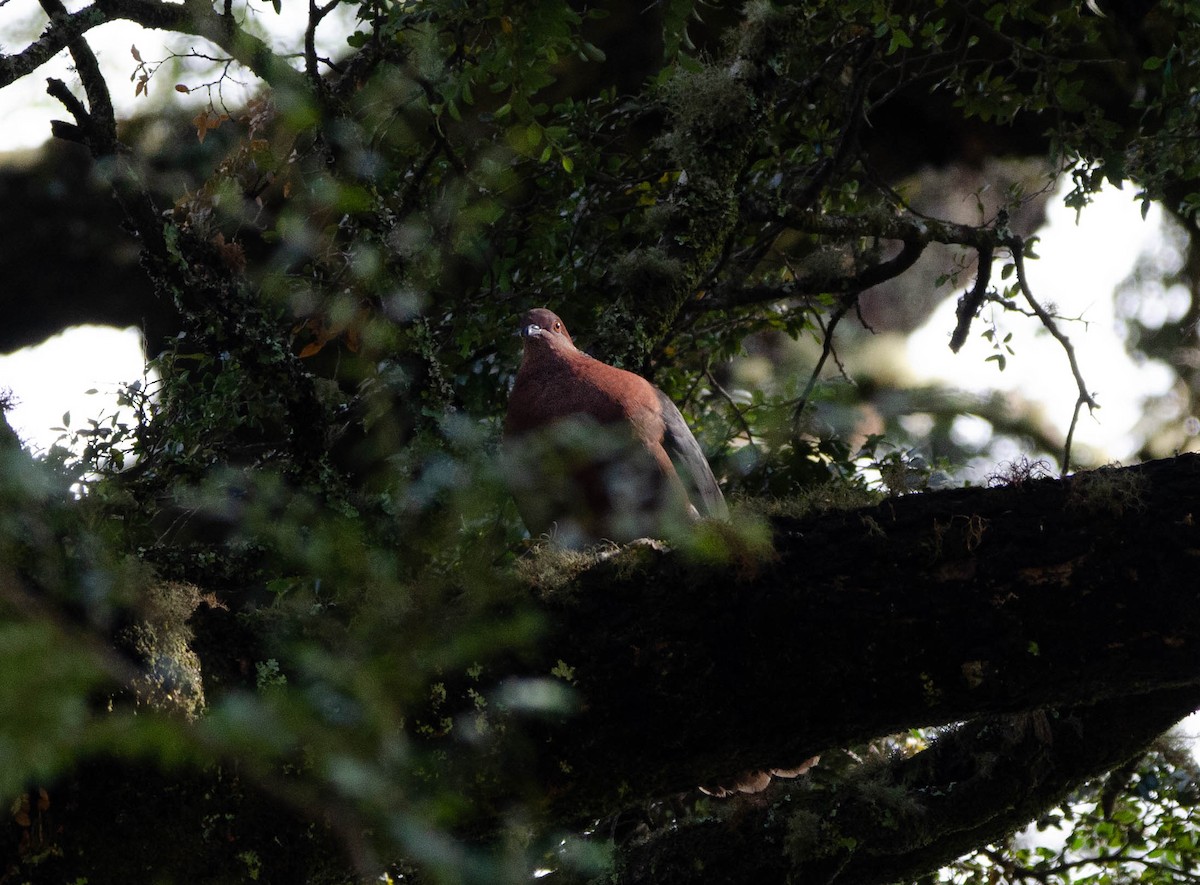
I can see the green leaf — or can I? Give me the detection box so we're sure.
[887,29,914,55]
[581,41,606,63]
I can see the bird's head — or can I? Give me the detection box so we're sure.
[519,308,576,351]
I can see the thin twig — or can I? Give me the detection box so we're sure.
[1011,242,1099,475]
[1063,397,1087,477]
[706,368,758,449]
[792,296,855,434]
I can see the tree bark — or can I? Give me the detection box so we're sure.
[530,454,1200,829]
[613,686,1200,884]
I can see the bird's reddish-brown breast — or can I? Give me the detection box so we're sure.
[503,307,725,545]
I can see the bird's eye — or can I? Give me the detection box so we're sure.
[554,322,561,330]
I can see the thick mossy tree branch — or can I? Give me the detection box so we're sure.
[708,209,1003,311]
[610,686,1200,885]
[525,454,1200,824]
[781,208,1002,249]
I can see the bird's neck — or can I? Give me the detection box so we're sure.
[521,341,585,371]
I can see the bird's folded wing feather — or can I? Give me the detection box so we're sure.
[654,388,728,520]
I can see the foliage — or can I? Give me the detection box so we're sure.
[2,0,1200,882]
[942,743,1200,884]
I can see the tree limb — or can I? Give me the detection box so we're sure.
[707,209,997,311]
[1,0,309,95]
[950,242,993,352]
[39,0,117,152]
[526,454,1200,824]
[612,686,1200,885]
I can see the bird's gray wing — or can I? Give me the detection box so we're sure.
[654,387,728,519]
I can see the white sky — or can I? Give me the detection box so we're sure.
[1,326,147,454]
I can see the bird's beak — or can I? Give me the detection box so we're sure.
[520,323,542,339]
